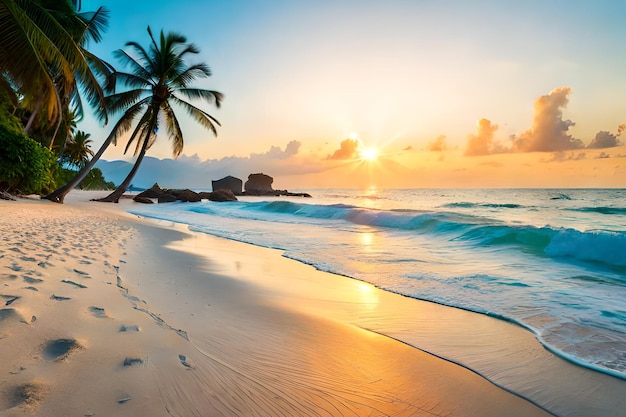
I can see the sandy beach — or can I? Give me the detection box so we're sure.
[0,191,563,416]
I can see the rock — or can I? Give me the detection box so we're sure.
[208,189,238,202]
[133,196,154,204]
[212,176,243,195]
[168,189,201,202]
[157,194,177,203]
[244,173,274,195]
[135,183,164,199]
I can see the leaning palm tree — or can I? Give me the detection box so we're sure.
[46,26,222,203]
[93,27,222,203]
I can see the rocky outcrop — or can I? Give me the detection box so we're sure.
[133,196,154,204]
[133,183,238,204]
[135,183,165,199]
[131,175,311,203]
[241,173,311,197]
[244,173,274,195]
[212,176,242,195]
[173,189,202,202]
[203,189,238,202]
[157,194,177,203]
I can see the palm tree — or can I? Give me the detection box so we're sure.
[92,26,222,203]
[46,26,222,203]
[64,130,94,168]
[0,0,112,141]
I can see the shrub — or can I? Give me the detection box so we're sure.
[0,119,55,195]
[54,167,116,191]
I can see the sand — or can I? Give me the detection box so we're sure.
[0,191,560,416]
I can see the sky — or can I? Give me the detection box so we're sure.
[79,0,626,189]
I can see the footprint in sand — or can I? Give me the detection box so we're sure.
[178,354,194,369]
[8,382,45,409]
[42,338,83,361]
[50,294,71,301]
[119,324,140,332]
[1,274,19,281]
[122,357,145,367]
[88,306,108,318]
[1,294,20,306]
[73,269,90,277]
[61,279,87,289]
[23,276,43,284]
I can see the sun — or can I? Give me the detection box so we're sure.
[359,146,379,162]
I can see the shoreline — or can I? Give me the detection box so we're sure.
[0,191,622,416]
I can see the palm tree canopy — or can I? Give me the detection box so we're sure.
[0,0,112,129]
[102,26,223,158]
[64,129,94,167]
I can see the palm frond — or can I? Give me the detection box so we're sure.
[161,100,184,158]
[102,89,149,120]
[171,95,220,136]
[175,88,223,108]
[77,6,109,44]
[0,0,66,121]
[169,63,211,88]
[105,98,149,146]
[112,48,153,81]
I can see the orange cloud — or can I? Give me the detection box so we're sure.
[326,138,359,160]
[428,135,447,152]
[512,87,583,152]
[464,119,500,156]
[587,131,622,149]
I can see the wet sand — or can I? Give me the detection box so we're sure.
[0,191,580,416]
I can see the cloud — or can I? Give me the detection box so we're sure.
[428,135,447,152]
[252,140,301,159]
[587,130,622,149]
[511,87,583,152]
[96,141,324,189]
[464,119,499,156]
[326,138,359,160]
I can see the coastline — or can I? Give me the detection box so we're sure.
[0,191,618,416]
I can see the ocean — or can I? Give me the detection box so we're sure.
[127,188,626,415]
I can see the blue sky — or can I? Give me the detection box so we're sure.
[79,1,626,188]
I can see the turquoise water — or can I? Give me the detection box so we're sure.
[128,188,626,410]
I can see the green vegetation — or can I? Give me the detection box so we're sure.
[0,116,55,194]
[1,3,221,200]
[0,0,116,196]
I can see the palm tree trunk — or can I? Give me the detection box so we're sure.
[24,99,43,135]
[44,132,115,203]
[49,112,63,150]
[93,135,150,203]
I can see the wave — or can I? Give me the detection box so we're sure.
[568,206,626,215]
[225,200,626,269]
